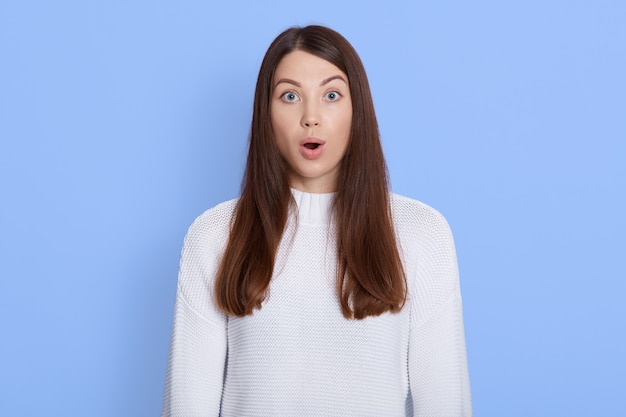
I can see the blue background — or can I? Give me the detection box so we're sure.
[1,1,624,415]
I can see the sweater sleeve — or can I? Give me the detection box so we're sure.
[407,211,472,416]
[161,212,229,417]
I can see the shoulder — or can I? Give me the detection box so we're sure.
[175,198,238,319]
[184,198,238,247]
[191,198,239,230]
[390,193,460,323]
[179,198,238,272]
[390,193,454,247]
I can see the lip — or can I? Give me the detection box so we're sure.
[299,137,326,160]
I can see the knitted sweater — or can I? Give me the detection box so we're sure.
[162,189,472,416]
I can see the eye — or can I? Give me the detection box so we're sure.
[281,91,299,102]
[325,91,341,101]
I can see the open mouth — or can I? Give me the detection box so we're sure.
[303,143,321,150]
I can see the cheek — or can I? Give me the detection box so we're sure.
[340,109,353,139]
[327,107,352,132]
[270,104,279,133]
[338,99,353,132]
[270,111,293,158]
[271,106,294,137]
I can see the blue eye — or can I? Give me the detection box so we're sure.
[281,92,299,102]
[325,91,341,101]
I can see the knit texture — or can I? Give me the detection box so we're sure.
[162,189,472,416]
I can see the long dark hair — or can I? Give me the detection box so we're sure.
[215,25,406,319]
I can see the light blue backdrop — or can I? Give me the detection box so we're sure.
[1,1,624,416]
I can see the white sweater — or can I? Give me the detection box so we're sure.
[162,189,472,416]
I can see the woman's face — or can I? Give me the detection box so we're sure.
[271,50,352,193]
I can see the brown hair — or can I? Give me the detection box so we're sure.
[215,25,406,319]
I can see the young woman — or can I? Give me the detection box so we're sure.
[162,25,472,416]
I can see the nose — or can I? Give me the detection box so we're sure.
[301,101,320,128]
[303,119,319,127]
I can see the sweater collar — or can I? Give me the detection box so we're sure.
[290,188,335,225]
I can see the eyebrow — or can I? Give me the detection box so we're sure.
[321,75,347,86]
[274,78,301,88]
[274,74,348,89]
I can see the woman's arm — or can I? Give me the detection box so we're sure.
[161,211,229,417]
[407,211,472,416]
[162,293,227,416]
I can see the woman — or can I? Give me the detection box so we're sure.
[162,25,472,416]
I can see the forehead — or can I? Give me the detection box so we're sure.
[274,50,347,81]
